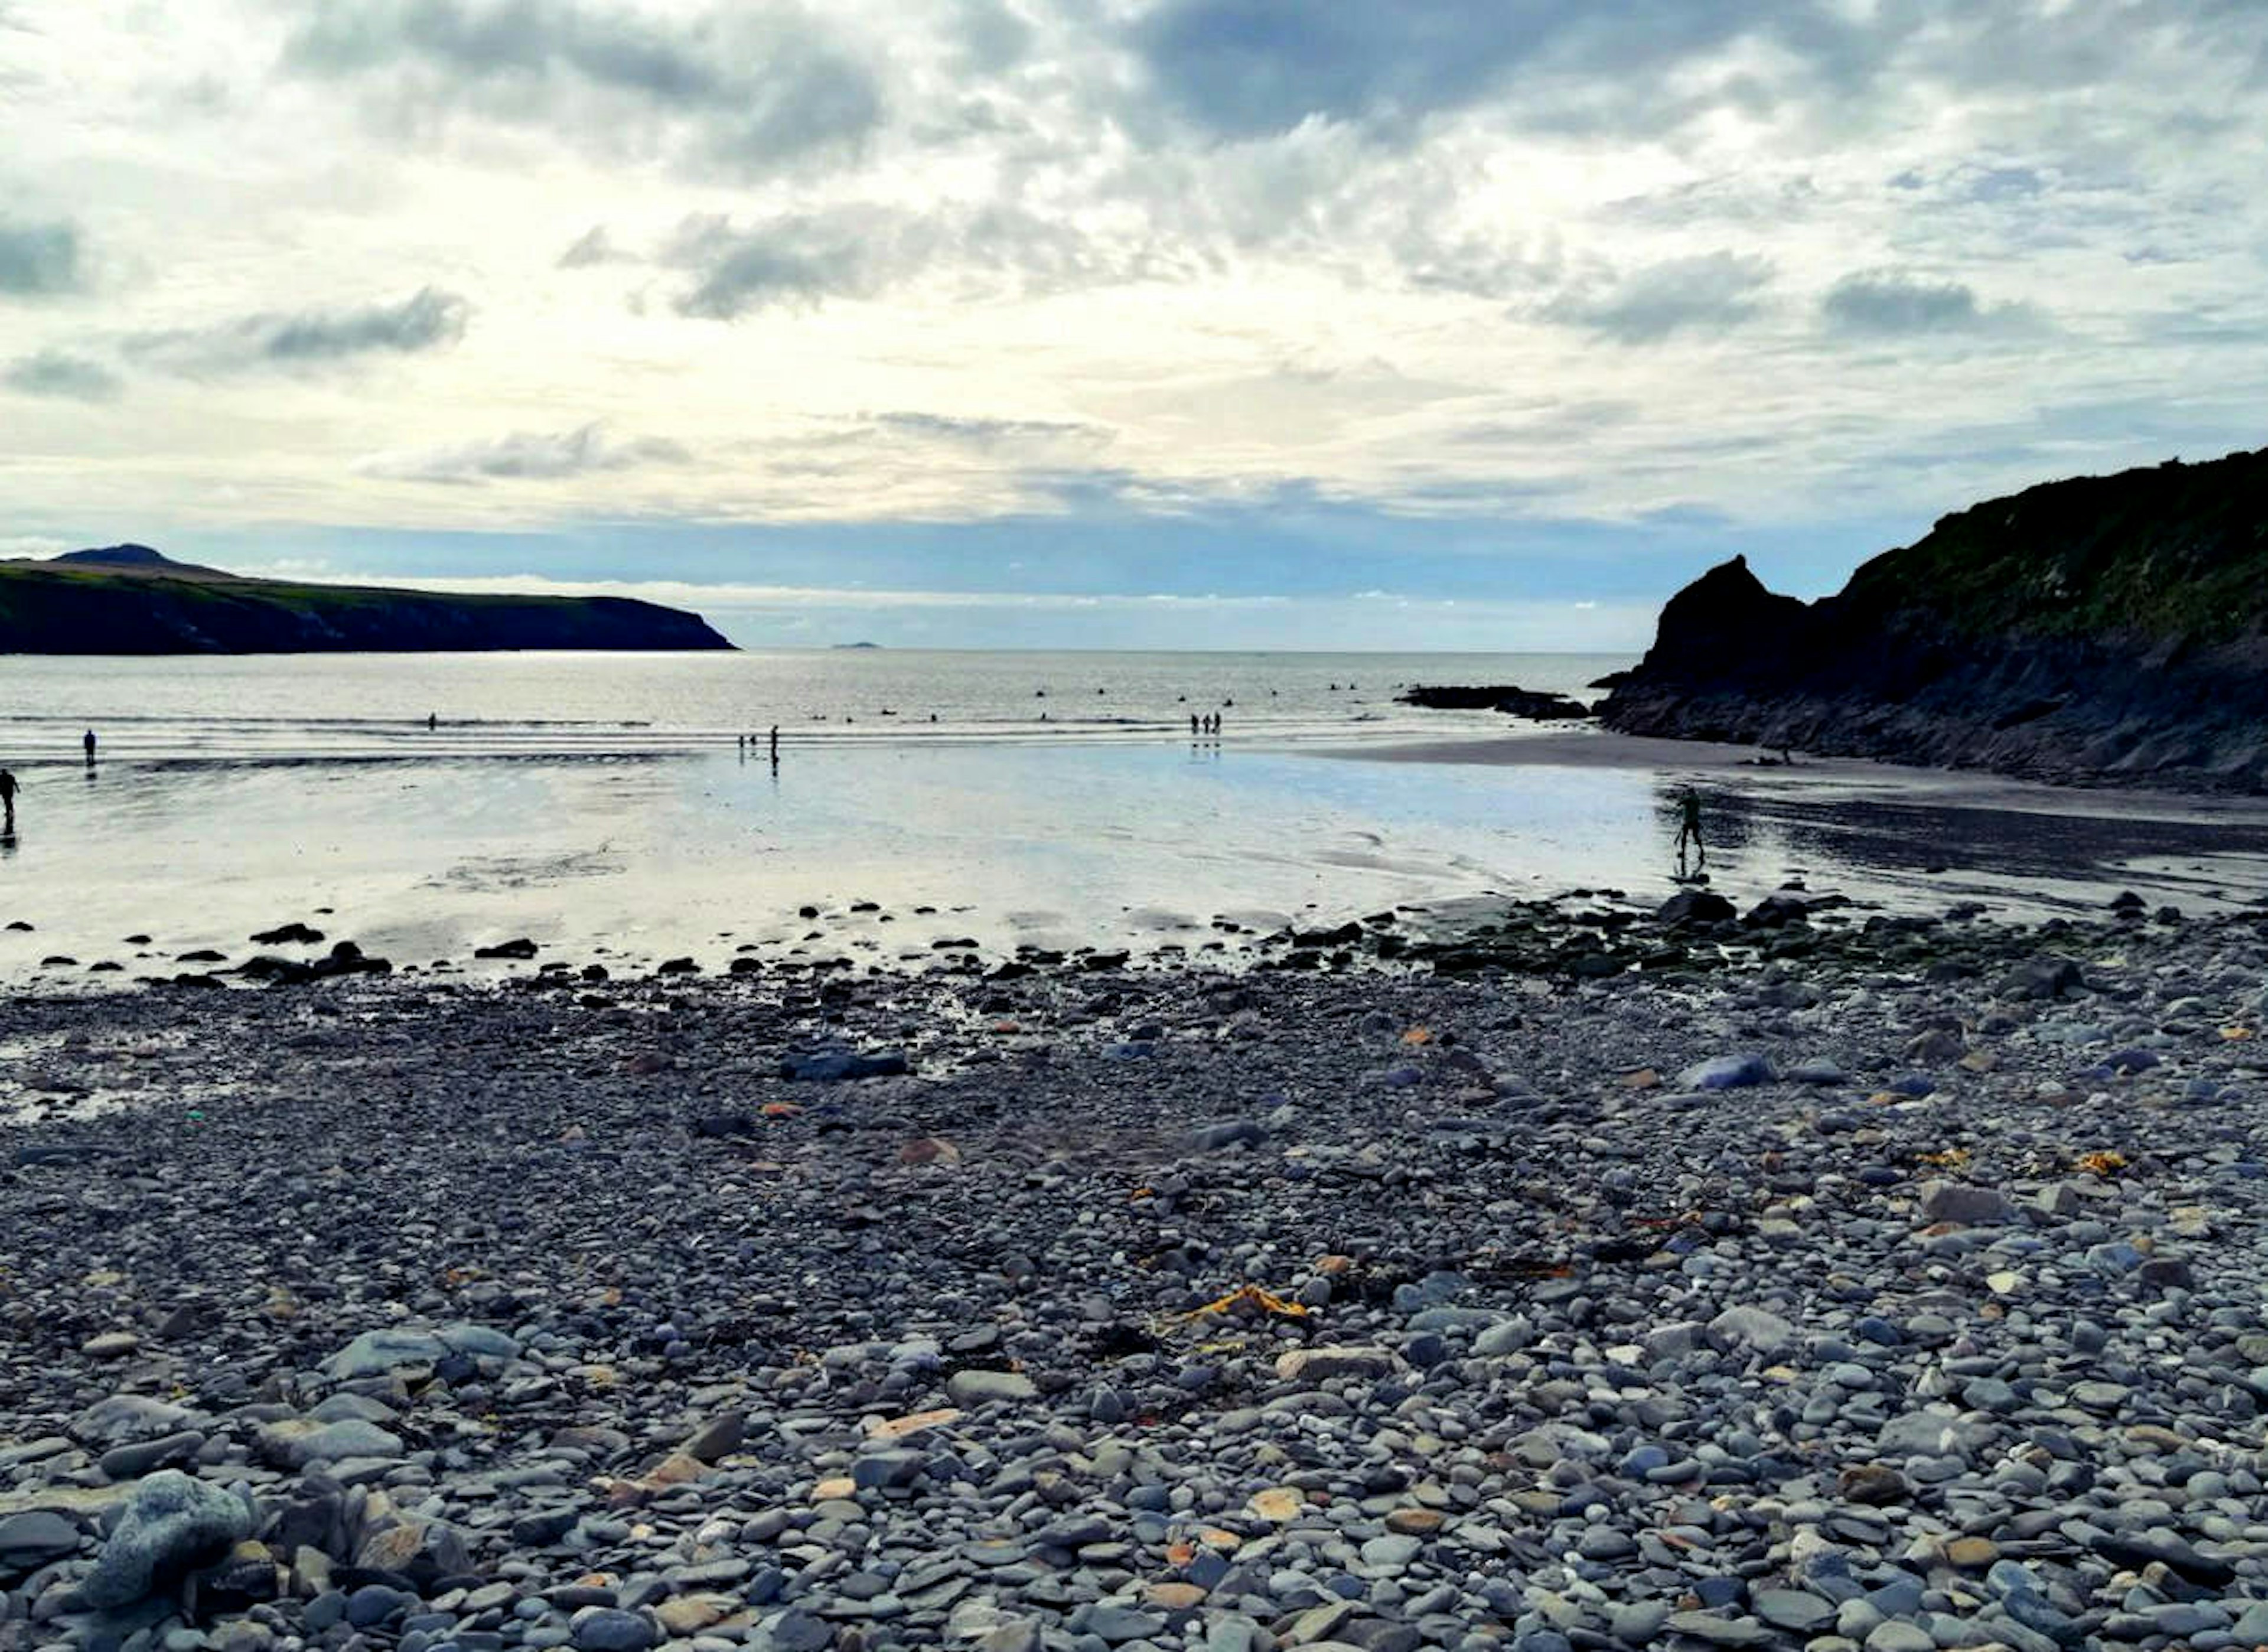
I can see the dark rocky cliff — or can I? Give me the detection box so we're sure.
[1599,447,2268,790]
[0,547,732,653]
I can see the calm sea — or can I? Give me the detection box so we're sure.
[1,649,2264,983]
[0,649,1628,761]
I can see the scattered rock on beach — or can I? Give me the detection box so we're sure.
[3,907,2267,1652]
[76,1471,250,1610]
[780,1046,909,1081]
[248,922,323,945]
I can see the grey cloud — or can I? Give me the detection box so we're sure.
[1822,271,2039,335]
[1541,252,1772,344]
[663,204,1100,320]
[664,210,900,318]
[283,0,882,176]
[558,224,623,267]
[125,287,469,374]
[3,348,122,400]
[0,216,83,296]
[958,0,1033,72]
[360,422,689,483]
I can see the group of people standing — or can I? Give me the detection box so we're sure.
[1189,712,1224,739]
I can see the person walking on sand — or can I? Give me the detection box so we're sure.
[83,729,97,765]
[1674,786,1706,870]
[0,768,16,830]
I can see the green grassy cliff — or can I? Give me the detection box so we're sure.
[0,548,733,653]
[1600,446,2268,790]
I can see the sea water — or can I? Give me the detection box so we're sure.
[0,649,2265,980]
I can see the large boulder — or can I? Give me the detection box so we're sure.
[321,1322,520,1381]
[1656,890,1735,927]
[256,1419,406,1469]
[69,1395,194,1448]
[77,1471,252,1610]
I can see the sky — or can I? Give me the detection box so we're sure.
[2,0,2264,650]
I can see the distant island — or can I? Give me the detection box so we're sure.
[0,545,732,654]
[1600,445,2268,791]
[831,641,884,650]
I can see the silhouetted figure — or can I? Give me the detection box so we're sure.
[1190,713,1200,736]
[768,725,779,761]
[1674,787,1706,872]
[427,712,438,731]
[0,768,16,831]
[82,729,96,765]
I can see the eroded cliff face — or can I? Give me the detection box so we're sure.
[1600,448,2268,791]
[0,550,732,653]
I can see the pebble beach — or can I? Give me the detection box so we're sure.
[3,896,2267,1652]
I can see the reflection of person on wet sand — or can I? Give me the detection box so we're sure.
[1674,786,1706,874]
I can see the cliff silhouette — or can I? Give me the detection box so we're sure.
[0,546,732,653]
[1600,446,2268,790]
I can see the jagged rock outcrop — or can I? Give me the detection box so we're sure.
[1397,685,1592,718]
[1601,447,2268,791]
[0,546,731,653]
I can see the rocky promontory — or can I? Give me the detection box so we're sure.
[0,548,732,654]
[1601,447,2268,790]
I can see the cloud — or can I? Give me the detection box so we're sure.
[957,0,1033,73]
[663,210,894,317]
[1821,271,2041,335]
[1541,251,1773,344]
[662,204,1097,318]
[3,348,122,400]
[125,288,469,374]
[872,412,1107,449]
[556,224,623,268]
[282,0,882,177]
[0,215,83,296]
[358,422,690,483]
[1126,0,1886,139]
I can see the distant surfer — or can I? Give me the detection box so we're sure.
[1674,787,1706,872]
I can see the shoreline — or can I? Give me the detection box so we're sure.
[2,907,2265,1650]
